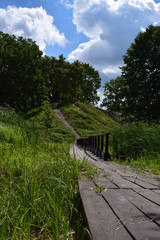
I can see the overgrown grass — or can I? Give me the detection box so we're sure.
[0,105,95,239]
[61,102,119,137]
[26,101,75,143]
[62,102,160,175]
[111,122,160,175]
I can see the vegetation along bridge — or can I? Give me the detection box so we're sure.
[55,109,160,240]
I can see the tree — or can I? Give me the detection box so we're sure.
[46,56,101,105]
[0,32,101,111]
[121,25,160,120]
[0,32,45,112]
[80,63,101,104]
[102,25,160,120]
[101,76,125,112]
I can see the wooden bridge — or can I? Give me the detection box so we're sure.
[74,137,160,240]
[55,109,160,240]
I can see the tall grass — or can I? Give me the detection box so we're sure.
[110,122,160,174]
[0,106,92,239]
[61,102,119,137]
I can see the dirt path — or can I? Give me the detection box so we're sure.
[54,108,80,140]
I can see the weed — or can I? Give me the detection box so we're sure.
[94,184,105,193]
[80,159,98,179]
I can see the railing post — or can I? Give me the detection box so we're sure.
[86,137,88,150]
[91,136,94,152]
[77,133,110,161]
[97,135,100,157]
[104,133,110,161]
[94,136,97,155]
[100,135,104,159]
[89,136,92,151]
[84,138,87,150]
[91,136,94,153]
[87,137,90,150]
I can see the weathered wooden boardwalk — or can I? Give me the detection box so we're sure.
[55,109,160,239]
[71,144,160,240]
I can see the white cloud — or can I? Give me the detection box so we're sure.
[61,0,73,9]
[0,6,66,52]
[69,0,160,88]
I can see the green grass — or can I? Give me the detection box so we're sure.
[26,101,75,143]
[111,122,160,175]
[62,102,160,175]
[61,102,119,137]
[0,105,95,239]
[2,100,159,239]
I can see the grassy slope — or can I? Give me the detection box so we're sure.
[1,102,159,239]
[62,102,160,175]
[61,102,119,137]
[111,123,160,175]
[0,105,95,240]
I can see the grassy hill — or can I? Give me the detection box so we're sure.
[61,102,119,137]
[0,103,96,240]
[62,102,160,175]
[0,101,159,239]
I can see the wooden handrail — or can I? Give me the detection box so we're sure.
[77,133,110,161]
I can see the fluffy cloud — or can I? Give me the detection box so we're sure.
[69,0,160,86]
[61,0,73,9]
[0,6,66,52]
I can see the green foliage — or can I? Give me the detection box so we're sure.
[121,25,160,120]
[61,102,119,137]
[102,25,160,120]
[110,122,160,174]
[0,32,45,112]
[0,31,101,112]
[0,106,93,239]
[121,155,160,175]
[48,57,101,106]
[27,102,75,143]
[101,76,126,112]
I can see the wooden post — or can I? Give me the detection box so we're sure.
[104,133,110,161]
[97,135,100,157]
[89,136,92,151]
[94,136,97,155]
[87,137,89,150]
[100,135,104,159]
[84,138,87,150]
[91,136,94,153]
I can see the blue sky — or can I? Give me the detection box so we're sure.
[0,0,88,58]
[0,0,160,101]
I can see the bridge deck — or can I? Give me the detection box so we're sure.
[72,144,160,240]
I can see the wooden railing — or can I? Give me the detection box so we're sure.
[77,133,110,161]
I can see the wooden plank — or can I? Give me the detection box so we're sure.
[124,176,160,189]
[79,180,132,240]
[102,163,135,177]
[117,189,160,225]
[102,189,160,240]
[94,176,118,189]
[93,161,160,190]
[153,190,160,195]
[135,176,160,188]
[124,175,160,188]
[102,169,142,189]
[104,162,160,187]
[134,189,160,206]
